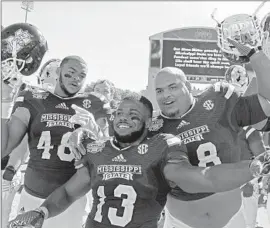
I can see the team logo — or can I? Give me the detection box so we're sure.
[55,102,69,110]
[203,100,214,110]
[138,144,148,155]
[149,117,164,131]
[86,141,105,154]
[112,154,126,162]
[2,29,33,54]
[177,120,190,129]
[83,99,91,109]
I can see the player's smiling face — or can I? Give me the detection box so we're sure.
[58,59,87,95]
[155,72,191,118]
[113,99,146,143]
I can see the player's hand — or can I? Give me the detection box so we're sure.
[2,77,23,103]
[227,38,255,58]
[69,104,102,138]
[3,165,16,181]
[249,150,270,178]
[68,127,96,160]
[8,210,45,228]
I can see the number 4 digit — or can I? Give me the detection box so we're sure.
[37,131,54,159]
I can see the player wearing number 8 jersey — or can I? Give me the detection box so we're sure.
[1,56,108,228]
[151,43,270,228]
[8,95,270,228]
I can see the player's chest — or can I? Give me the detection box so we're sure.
[88,143,163,188]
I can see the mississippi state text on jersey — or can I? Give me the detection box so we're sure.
[149,82,267,201]
[80,134,187,228]
[11,86,107,198]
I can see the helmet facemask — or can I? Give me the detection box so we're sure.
[211,3,266,64]
[1,40,26,88]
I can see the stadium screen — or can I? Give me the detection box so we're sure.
[162,40,231,83]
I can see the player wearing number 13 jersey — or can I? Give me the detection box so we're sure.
[9,95,268,228]
[152,58,270,228]
[1,56,108,228]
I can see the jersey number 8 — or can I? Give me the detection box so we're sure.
[197,142,221,167]
[37,131,74,162]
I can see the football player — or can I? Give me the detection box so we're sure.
[150,38,270,228]
[1,23,48,228]
[8,95,270,228]
[1,54,109,228]
[92,79,117,137]
[225,64,267,228]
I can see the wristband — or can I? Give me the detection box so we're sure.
[35,206,49,219]
[247,46,262,58]
[2,102,14,119]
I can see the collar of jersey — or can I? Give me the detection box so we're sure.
[160,97,196,120]
[47,90,86,100]
[110,137,150,151]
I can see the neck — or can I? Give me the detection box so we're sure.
[54,84,69,98]
[174,94,194,118]
[117,130,148,149]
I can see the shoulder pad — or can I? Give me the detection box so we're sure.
[86,140,106,154]
[149,116,164,132]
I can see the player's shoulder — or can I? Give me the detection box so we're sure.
[15,85,50,103]
[202,82,239,101]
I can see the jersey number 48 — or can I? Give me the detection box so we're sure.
[37,131,74,162]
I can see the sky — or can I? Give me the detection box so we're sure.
[2,1,270,91]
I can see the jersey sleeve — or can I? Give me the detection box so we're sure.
[230,95,267,130]
[10,90,35,127]
[211,82,267,131]
[160,134,189,170]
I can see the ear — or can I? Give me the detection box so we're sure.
[185,81,192,92]
[145,116,152,129]
[56,67,60,76]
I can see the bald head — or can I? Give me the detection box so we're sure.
[155,67,187,83]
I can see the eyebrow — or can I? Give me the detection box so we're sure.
[156,83,177,90]
[68,67,77,72]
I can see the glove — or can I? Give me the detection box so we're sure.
[227,38,261,60]
[68,127,97,161]
[3,165,16,181]
[8,209,45,228]
[69,104,103,139]
[249,150,270,178]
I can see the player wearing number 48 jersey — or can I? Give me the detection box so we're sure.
[151,40,270,228]
[8,95,270,228]
[2,56,108,228]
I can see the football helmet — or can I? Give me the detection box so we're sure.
[261,12,270,58]
[211,2,265,64]
[38,58,61,92]
[1,23,48,87]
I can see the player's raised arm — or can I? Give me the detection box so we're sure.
[162,136,270,193]
[1,84,29,158]
[8,165,91,228]
[228,39,270,118]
